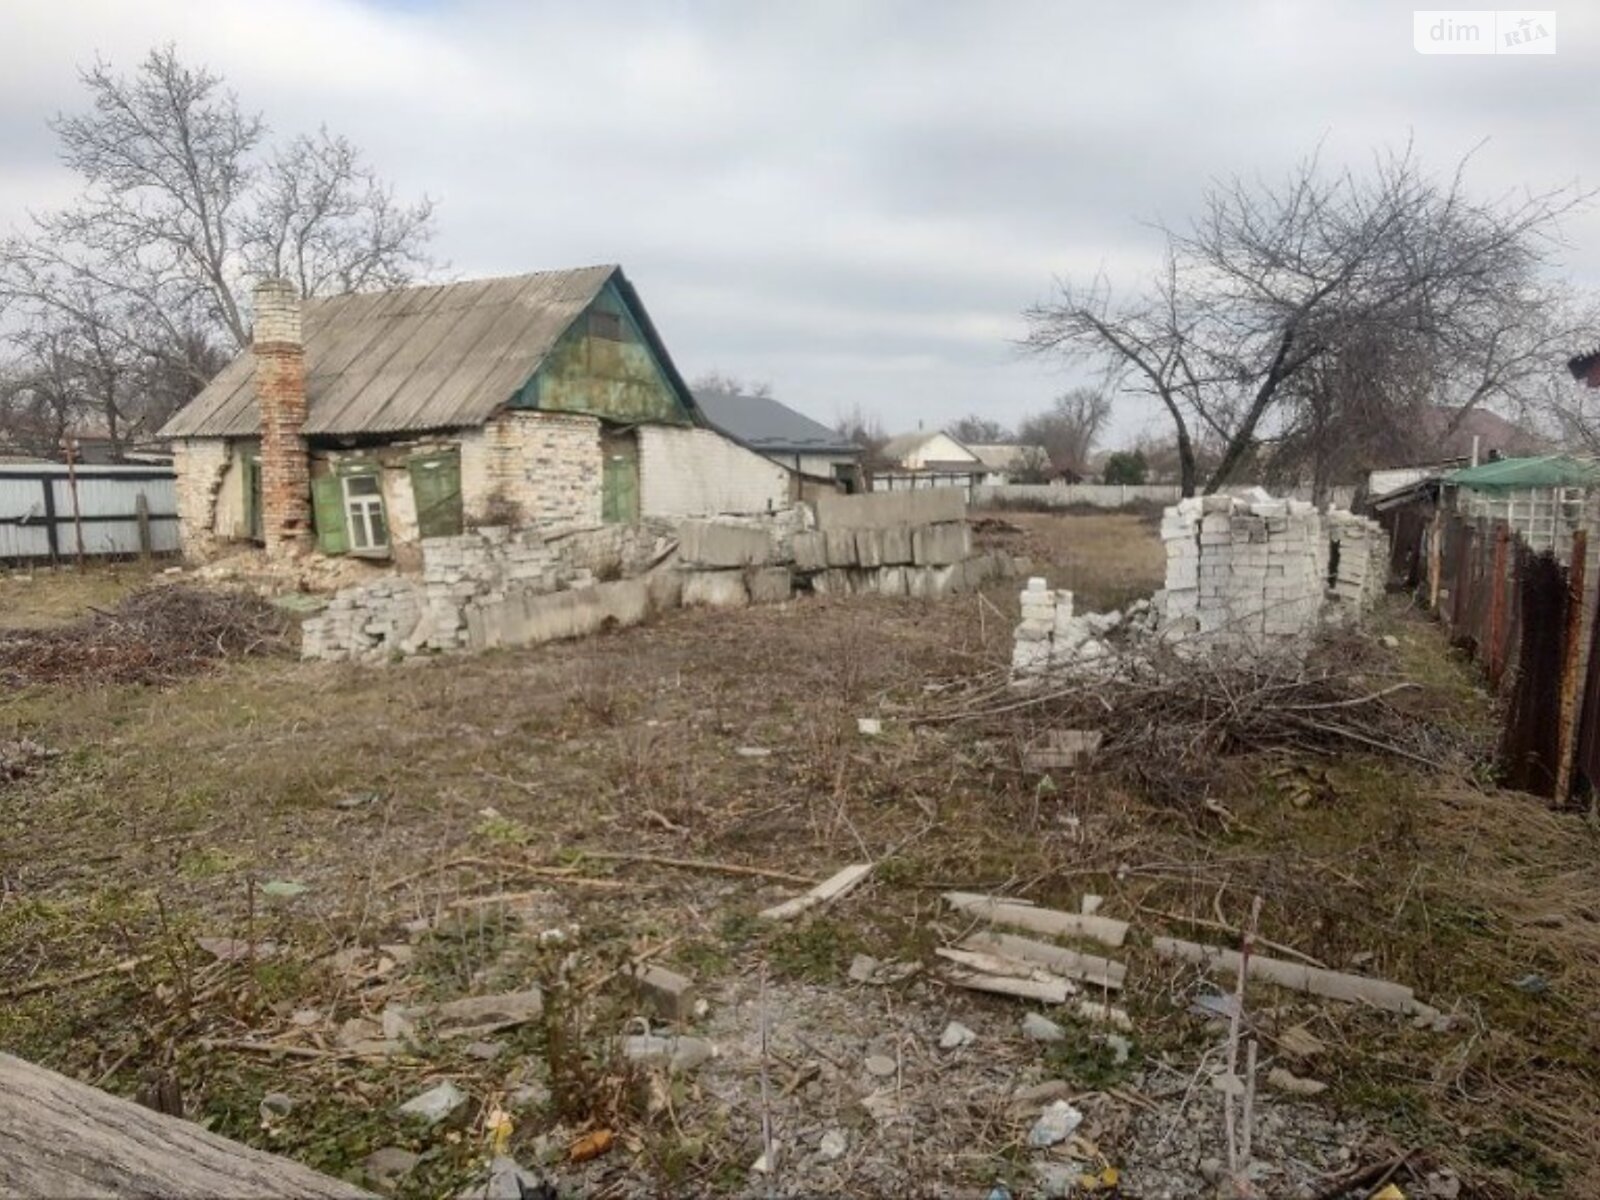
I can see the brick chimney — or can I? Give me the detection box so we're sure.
[253,278,312,557]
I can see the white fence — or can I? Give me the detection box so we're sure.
[0,464,180,561]
[973,483,1359,511]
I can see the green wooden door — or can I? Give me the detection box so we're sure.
[409,451,464,539]
[601,433,639,524]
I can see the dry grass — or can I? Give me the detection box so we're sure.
[974,509,1165,610]
[0,515,1595,1197]
[0,562,166,629]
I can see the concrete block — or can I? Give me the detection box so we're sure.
[880,524,913,565]
[678,520,773,568]
[855,528,884,568]
[813,488,966,530]
[912,521,971,566]
[746,565,793,605]
[824,527,858,567]
[682,569,750,609]
[630,963,697,1024]
[791,530,827,572]
[876,566,907,597]
[467,578,651,651]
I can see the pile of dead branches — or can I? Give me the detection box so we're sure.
[931,632,1485,808]
[0,585,291,687]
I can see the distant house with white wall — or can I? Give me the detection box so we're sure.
[966,443,1055,485]
[160,266,801,564]
[875,430,985,491]
[694,389,864,496]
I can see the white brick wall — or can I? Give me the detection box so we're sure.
[461,410,603,530]
[639,426,792,517]
[171,438,230,560]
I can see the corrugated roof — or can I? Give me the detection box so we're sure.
[694,390,859,456]
[160,266,624,438]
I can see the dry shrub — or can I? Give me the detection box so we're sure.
[0,584,290,686]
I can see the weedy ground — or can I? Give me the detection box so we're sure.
[0,513,1595,1199]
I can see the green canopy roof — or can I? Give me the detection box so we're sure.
[1444,455,1600,491]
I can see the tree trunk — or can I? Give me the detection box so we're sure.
[0,1052,372,1199]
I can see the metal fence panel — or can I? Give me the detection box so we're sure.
[0,465,178,561]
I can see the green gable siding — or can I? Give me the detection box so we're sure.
[514,280,691,424]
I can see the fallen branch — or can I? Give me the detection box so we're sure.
[0,955,154,1000]
[575,850,815,887]
[760,863,873,921]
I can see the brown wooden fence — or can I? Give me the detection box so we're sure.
[1418,508,1594,801]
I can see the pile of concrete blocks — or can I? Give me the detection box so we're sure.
[1325,511,1390,615]
[300,578,425,662]
[1157,494,1388,653]
[675,518,794,609]
[1011,578,1148,677]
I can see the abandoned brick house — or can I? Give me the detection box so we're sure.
[160,266,801,564]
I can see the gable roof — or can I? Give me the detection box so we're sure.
[880,429,981,464]
[694,390,860,457]
[160,265,694,439]
[1415,405,1549,462]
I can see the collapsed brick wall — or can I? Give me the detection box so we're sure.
[170,439,230,561]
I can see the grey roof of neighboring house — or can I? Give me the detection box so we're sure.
[694,390,860,456]
[161,265,694,439]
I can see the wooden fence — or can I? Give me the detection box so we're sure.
[1407,506,1598,801]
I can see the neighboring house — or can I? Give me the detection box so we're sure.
[694,389,863,495]
[159,266,797,562]
[966,442,1054,485]
[875,430,984,491]
[1415,405,1549,461]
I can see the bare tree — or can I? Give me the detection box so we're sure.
[948,414,1011,444]
[1026,145,1589,495]
[1018,387,1112,476]
[691,369,774,398]
[0,45,435,455]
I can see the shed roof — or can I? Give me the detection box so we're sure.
[694,390,859,456]
[1444,455,1600,491]
[160,265,689,439]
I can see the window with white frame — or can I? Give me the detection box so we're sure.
[342,474,389,552]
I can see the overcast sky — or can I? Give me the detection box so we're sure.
[0,2,1593,444]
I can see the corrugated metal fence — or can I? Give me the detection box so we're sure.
[1417,507,1597,800]
[0,464,179,562]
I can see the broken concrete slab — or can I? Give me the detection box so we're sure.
[823,527,858,567]
[1022,1012,1065,1042]
[681,569,750,609]
[467,577,654,650]
[676,520,774,568]
[854,528,884,568]
[879,523,913,565]
[912,521,971,566]
[745,565,793,605]
[813,488,966,530]
[455,1155,554,1200]
[791,530,827,571]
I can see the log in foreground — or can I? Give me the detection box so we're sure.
[0,1052,373,1199]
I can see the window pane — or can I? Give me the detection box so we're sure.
[368,504,388,547]
[345,475,380,497]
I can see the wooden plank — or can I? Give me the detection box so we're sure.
[937,965,1072,1005]
[1151,937,1418,1013]
[0,1052,373,1198]
[944,892,1130,949]
[960,930,1125,991]
[759,863,872,921]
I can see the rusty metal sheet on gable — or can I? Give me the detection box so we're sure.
[159,266,618,439]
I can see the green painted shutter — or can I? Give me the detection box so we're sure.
[601,438,639,524]
[409,451,464,538]
[312,474,349,554]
